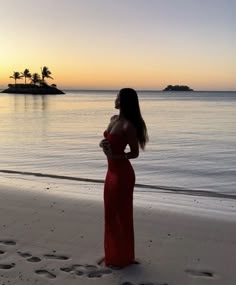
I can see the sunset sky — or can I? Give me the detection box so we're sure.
[0,0,235,90]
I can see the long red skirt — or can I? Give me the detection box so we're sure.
[104,159,135,267]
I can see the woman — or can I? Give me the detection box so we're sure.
[99,88,148,268]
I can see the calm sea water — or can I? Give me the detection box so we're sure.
[0,90,235,197]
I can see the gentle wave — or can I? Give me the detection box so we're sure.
[1,169,235,200]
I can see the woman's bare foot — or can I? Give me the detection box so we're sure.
[97,257,121,269]
[97,257,139,269]
[106,264,122,270]
[97,257,105,266]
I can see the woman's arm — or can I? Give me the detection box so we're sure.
[124,122,139,159]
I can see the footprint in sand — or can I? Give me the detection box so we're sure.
[35,269,56,279]
[17,251,41,262]
[43,254,69,260]
[27,257,41,263]
[87,268,112,278]
[0,240,16,246]
[185,269,214,278]
[18,251,68,263]
[60,266,74,273]
[60,263,112,278]
[17,251,32,258]
[75,270,84,276]
[0,263,15,270]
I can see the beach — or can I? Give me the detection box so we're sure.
[1,174,236,285]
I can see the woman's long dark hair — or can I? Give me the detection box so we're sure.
[119,88,148,150]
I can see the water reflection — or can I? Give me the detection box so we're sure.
[13,94,50,112]
[0,94,53,143]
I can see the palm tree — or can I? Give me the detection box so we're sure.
[31,73,41,85]
[9,71,22,86]
[21,69,31,85]
[41,66,53,85]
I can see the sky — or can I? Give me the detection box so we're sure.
[0,0,235,90]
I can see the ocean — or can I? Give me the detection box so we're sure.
[0,90,235,198]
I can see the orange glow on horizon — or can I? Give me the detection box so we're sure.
[1,46,235,91]
[0,1,235,91]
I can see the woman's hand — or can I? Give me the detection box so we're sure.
[99,139,106,148]
[99,139,112,157]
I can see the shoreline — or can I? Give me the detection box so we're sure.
[0,174,236,284]
[1,169,235,201]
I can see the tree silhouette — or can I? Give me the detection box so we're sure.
[41,66,53,85]
[9,71,22,86]
[31,73,41,85]
[21,69,31,85]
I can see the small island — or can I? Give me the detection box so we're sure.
[163,85,193,91]
[2,66,65,95]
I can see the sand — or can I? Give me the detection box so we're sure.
[0,173,236,285]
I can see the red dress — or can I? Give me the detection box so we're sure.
[103,131,135,267]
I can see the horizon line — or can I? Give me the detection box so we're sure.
[0,87,236,93]
[61,88,236,92]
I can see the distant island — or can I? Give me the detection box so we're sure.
[163,85,193,91]
[2,84,65,95]
[2,66,65,95]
